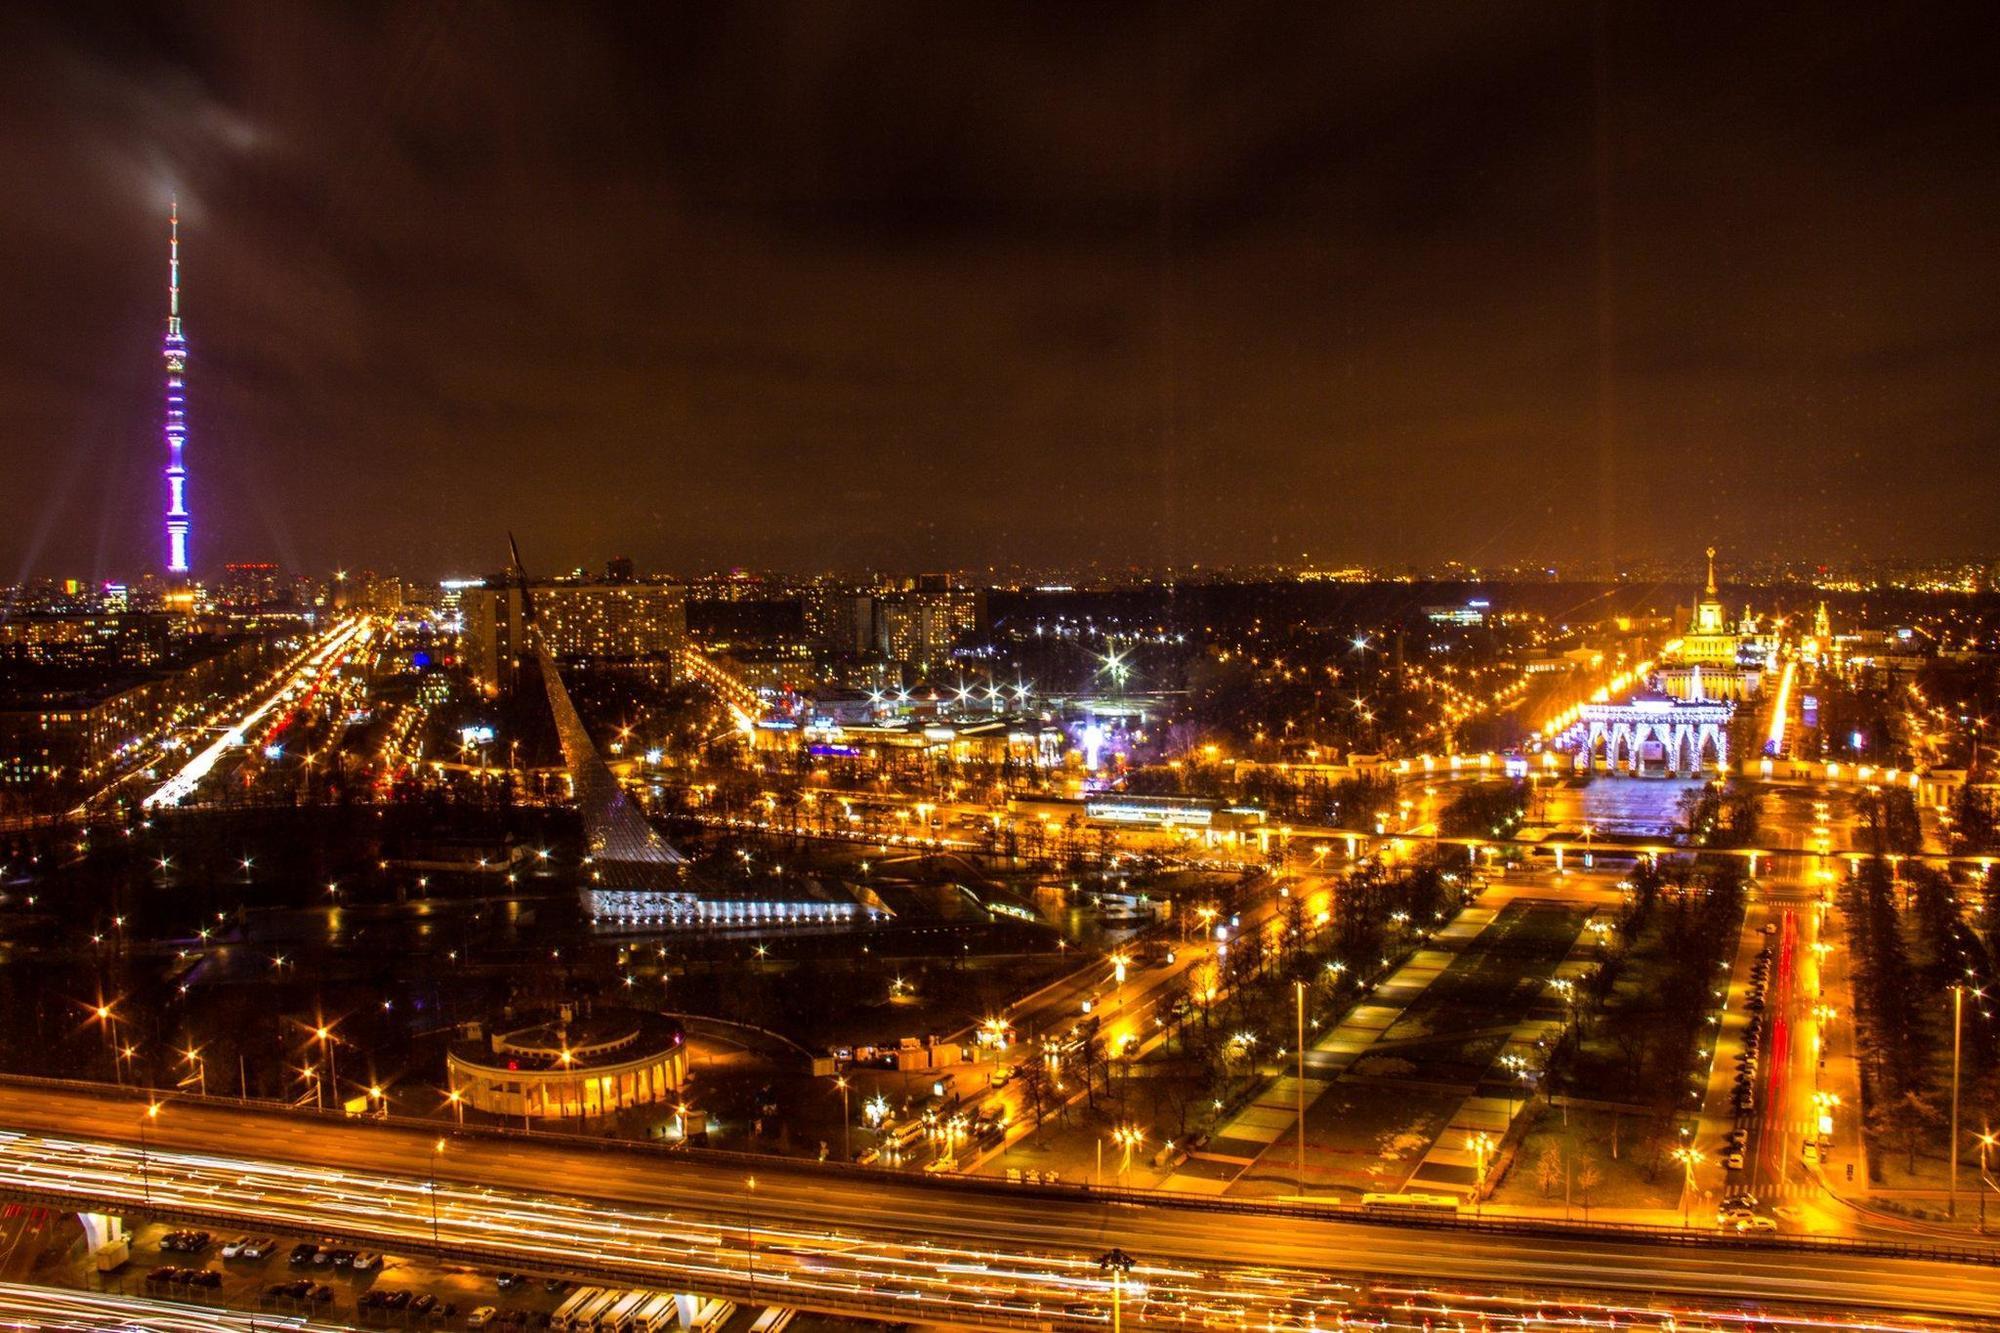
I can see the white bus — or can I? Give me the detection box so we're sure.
[747,1307,795,1333]
[1359,1191,1460,1213]
[688,1297,737,1333]
[596,1291,650,1332]
[633,1294,678,1333]
[565,1290,621,1331]
[550,1288,602,1331]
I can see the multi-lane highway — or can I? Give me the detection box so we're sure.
[142,614,375,809]
[0,1279,354,1331]
[0,1083,1996,1327]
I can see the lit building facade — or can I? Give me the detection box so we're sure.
[217,563,285,609]
[463,580,688,691]
[802,586,876,655]
[1562,691,1733,776]
[1675,546,1776,670]
[446,1005,687,1122]
[874,584,986,671]
[0,635,279,791]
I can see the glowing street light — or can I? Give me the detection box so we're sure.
[1096,1248,1137,1333]
[1467,1132,1495,1215]
[833,1076,851,1162]
[1979,1128,1997,1234]
[428,1137,447,1242]
[1950,983,1985,1218]
[1670,1144,1706,1228]
[139,1101,162,1206]
[1110,1124,1144,1184]
[311,1021,341,1108]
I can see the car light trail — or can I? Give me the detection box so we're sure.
[143,616,372,809]
[0,1131,1991,1331]
[1766,657,1797,756]
[0,1278,352,1331]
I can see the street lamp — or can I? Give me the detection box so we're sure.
[1979,1128,1997,1235]
[1294,980,1307,1195]
[1110,1124,1144,1185]
[834,1077,851,1162]
[1949,983,1984,1219]
[88,1000,120,1085]
[1467,1132,1495,1215]
[139,1101,161,1207]
[743,1176,758,1291]
[1096,1248,1136,1333]
[428,1138,445,1244]
[1671,1144,1705,1228]
[312,1021,340,1109]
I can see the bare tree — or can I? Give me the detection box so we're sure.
[1016,1056,1052,1128]
[1536,1144,1564,1198]
[1575,1156,1602,1221]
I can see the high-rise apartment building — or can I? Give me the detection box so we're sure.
[462,580,688,691]
[874,584,986,672]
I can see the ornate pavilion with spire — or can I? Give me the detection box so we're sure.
[1657,545,1776,702]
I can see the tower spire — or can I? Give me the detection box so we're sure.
[1704,545,1717,597]
[168,197,181,330]
[163,199,191,578]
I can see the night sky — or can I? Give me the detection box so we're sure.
[3,3,1998,582]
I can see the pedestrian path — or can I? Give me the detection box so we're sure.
[1164,906,1505,1196]
[1170,1073,1330,1195]
[1401,905,1612,1198]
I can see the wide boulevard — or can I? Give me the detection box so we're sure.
[0,1082,1995,1327]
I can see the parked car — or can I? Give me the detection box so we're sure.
[467,1306,499,1328]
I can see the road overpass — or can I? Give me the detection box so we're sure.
[1,1080,1996,1327]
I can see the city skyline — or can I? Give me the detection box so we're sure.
[6,7,2000,1327]
[3,4,2000,580]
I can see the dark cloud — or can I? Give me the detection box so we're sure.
[1,2,1997,581]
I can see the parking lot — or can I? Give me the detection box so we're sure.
[62,1216,863,1332]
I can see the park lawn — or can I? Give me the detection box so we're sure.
[1487,1105,1681,1215]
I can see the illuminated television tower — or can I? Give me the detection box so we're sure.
[162,199,191,578]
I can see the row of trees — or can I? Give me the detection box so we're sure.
[1563,860,1747,1177]
[1676,785,1760,848]
[1122,859,1464,1139]
[1845,857,1999,1174]
[1855,786,1924,857]
[1438,780,1528,837]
